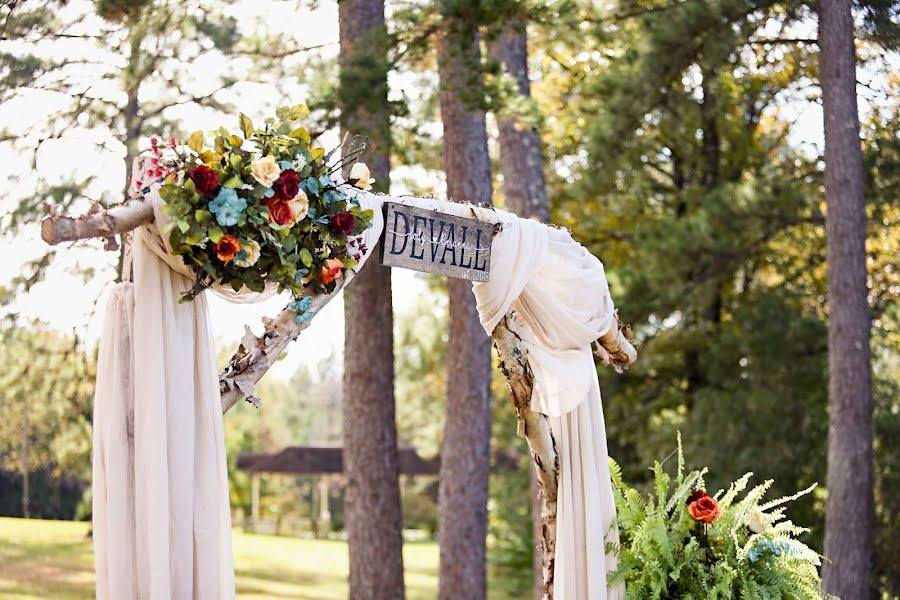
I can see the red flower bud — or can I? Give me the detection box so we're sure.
[187,165,219,197]
[330,211,355,237]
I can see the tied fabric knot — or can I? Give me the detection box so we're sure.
[472,210,624,600]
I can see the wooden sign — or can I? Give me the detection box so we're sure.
[379,202,492,282]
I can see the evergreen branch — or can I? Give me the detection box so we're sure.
[227,41,335,59]
[141,80,240,120]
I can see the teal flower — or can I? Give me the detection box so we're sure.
[209,188,247,226]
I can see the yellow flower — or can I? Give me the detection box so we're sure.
[234,239,261,268]
[287,189,310,226]
[348,162,375,191]
[251,155,281,187]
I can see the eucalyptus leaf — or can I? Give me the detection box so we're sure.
[188,130,204,153]
[299,248,313,267]
[239,113,254,139]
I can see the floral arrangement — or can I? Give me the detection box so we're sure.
[133,104,375,316]
[608,436,834,599]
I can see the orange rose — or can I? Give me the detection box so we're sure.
[214,234,241,263]
[264,197,295,227]
[317,258,344,285]
[688,493,721,524]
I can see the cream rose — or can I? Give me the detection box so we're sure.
[287,189,310,226]
[251,155,281,187]
[348,162,375,191]
[746,508,771,534]
[234,239,261,268]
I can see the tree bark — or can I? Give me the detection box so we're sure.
[493,314,558,600]
[488,14,550,223]
[436,8,494,598]
[487,15,550,597]
[818,1,875,598]
[338,2,405,597]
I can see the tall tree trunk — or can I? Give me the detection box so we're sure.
[488,14,550,223]
[487,15,550,598]
[339,2,405,599]
[436,6,494,598]
[818,1,875,597]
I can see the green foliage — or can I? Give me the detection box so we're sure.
[610,438,832,599]
[0,318,95,519]
[534,6,897,591]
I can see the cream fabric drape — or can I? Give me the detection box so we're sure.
[92,189,237,599]
[472,210,624,600]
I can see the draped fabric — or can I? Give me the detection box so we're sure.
[92,188,239,599]
[471,210,624,600]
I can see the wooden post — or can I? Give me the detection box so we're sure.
[250,473,260,532]
[492,313,558,599]
[318,476,332,535]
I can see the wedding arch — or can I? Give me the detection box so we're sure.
[42,166,637,599]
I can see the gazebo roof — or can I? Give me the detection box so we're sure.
[237,445,441,476]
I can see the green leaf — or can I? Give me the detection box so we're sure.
[289,104,309,120]
[222,175,243,188]
[239,113,254,139]
[185,229,206,245]
[342,257,358,269]
[299,248,313,267]
[195,209,214,225]
[183,178,196,195]
[176,219,190,234]
[289,127,311,145]
[230,154,244,172]
[188,130,204,153]
[208,226,224,243]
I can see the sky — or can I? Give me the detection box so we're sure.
[1,0,895,380]
[0,0,432,380]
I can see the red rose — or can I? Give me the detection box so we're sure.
[264,197,295,226]
[214,234,241,263]
[330,211,355,237]
[273,169,300,200]
[688,493,721,524]
[686,489,707,505]
[187,165,219,197]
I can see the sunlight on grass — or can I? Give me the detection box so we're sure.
[0,517,525,599]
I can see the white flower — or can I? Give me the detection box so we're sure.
[292,154,308,171]
[287,189,310,226]
[234,239,261,268]
[348,162,375,191]
[746,508,772,534]
[251,155,281,187]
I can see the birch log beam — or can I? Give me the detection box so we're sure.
[41,200,154,245]
[218,271,354,413]
[492,311,559,600]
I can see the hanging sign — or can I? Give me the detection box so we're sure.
[379,202,492,282]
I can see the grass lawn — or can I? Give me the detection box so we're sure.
[0,517,528,599]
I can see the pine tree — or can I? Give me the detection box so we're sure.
[435,1,494,597]
[818,0,875,596]
[338,0,405,597]
[487,6,550,596]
